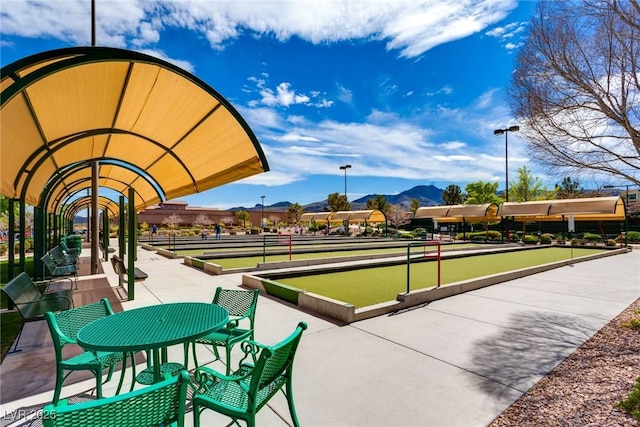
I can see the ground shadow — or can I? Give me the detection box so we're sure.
[468,309,603,399]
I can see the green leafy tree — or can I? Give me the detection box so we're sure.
[366,195,390,215]
[442,185,465,205]
[0,196,10,217]
[235,210,250,228]
[509,166,548,202]
[464,181,501,233]
[555,177,584,199]
[464,181,501,205]
[287,202,304,223]
[409,198,421,215]
[327,192,350,211]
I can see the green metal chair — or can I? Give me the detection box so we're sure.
[184,287,259,374]
[59,238,80,256]
[41,253,77,289]
[192,321,308,427]
[42,370,190,427]
[45,298,133,404]
[49,245,78,266]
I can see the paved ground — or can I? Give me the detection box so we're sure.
[1,244,638,426]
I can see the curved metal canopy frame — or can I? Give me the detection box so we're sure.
[42,159,163,213]
[1,46,270,211]
[64,196,120,221]
[59,188,125,219]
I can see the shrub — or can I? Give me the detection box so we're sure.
[0,244,6,256]
[622,231,640,243]
[621,310,640,330]
[618,377,640,421]
[523,234,539,244]
[583,232,601,241]
[396,230,414,239]
[606,239,619,247]
[413,228,426,237]
[540,233,554,244]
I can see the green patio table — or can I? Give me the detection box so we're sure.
[77,302,229,384]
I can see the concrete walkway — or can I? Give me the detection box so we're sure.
[1,245,638,426]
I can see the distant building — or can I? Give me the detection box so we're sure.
[137,201,289,228]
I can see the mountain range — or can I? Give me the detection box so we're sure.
[239,185,444,212]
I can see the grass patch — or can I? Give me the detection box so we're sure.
[277,247,607,308]
[1,257,34,286]
[196,244,473,269]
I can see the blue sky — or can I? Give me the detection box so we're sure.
[1,0,544,209]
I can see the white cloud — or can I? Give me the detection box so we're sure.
[259,82,311,107]
[135,49,195,73]
[485,21,527,51]
[439,141,466,150]
[505,42,523,51]
[337,85,353,103]
[1,0,519,59]
[278,133,321,142]
[237,83,541,188]
[427,85,453,96]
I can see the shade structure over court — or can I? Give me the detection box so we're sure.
[414,197,626,224]
[0,46,269,211]
[65,196,120,220]
[414,204,500,223]
[300,210,386,223]
[299,212,333,222]
[498,196,626,222]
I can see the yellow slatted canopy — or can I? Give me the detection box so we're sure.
[498,200,551,217]
[414,206,452,219]
[64,196,120,220]
[300,212,333,222]
[499,197,626,222]
[548,196,624,217]
[1,47,269,212]
[439,203,500,223]
[330,210,386,222]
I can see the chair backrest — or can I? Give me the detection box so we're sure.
[43,370,190,427]
[45,298,115,358]
[49,246,67,262]
[41,253,59,273]
[249,321,307,395]
[1,272,42,305]
[212,287,259,321]
[111,255,122,274]
[59,239,73,253]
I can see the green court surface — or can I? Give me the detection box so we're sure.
[274,247,608,308]
[189,244,473,269]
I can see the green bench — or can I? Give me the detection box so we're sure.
[1,272,74,352]
[41,252,77,289]
[110,255,148,288]
[49,245,78,266]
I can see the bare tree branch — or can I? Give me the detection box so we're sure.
[509,0,640,186]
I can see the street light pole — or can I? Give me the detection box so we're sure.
[493,125,519,202]
[339,164,352,200]
[260,195,265,231]
[494,125,519,243]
